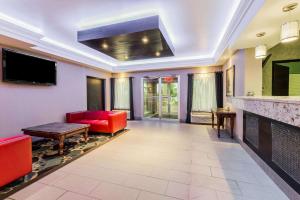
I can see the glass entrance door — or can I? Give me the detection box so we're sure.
[143,76,179,120]
[161,77,178,119]
[143,78,159,118]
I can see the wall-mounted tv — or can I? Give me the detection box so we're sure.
[2,49,56,85]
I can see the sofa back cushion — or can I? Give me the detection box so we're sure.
[66,112,85,123]
[83,111,113,120]
[0,135,26,143]
[84,111,102,120]
[98,111,114,120]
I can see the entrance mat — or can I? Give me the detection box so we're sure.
[0,130,127,199]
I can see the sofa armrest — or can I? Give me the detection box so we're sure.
[108,112,127,133]
[66,111,85,123]
[0,135,32,187]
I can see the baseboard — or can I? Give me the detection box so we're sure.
[134,117,142,120]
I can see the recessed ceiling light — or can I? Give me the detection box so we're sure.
[124,55,129,60]
[256,32,266,37]
[155,51,161,57]
[102,42,109,49]
[282,3,298,12]
[142,36,149,44]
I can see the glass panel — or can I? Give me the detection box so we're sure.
[161,77,178,119]
[143,78,159,118]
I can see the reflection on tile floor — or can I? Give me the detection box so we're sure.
[9,121,288,200]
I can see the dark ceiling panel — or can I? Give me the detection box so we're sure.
[77,16,174,61]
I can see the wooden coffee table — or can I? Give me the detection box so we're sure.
[211,108,236,138]
[22,122,90,155]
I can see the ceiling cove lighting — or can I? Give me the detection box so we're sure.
[119,55,212,66]
[0,12,43,34]
[78,10,159,30]
[211,0,241,56]
[41,37,116,66]
[281,3,299,43]
[255,45,267,59]
[118,0,241,66]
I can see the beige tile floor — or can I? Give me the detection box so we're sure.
[7,121,288,200]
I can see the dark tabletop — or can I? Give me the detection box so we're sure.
[212,108,236,114]
[22,122,90,134]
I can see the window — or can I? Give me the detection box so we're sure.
[114,78,130,109]
[192,73,217,112]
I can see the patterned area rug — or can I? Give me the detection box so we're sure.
[0,130,126,199]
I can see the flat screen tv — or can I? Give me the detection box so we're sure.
[2,49,56,85]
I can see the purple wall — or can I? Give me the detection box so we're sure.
[0,48,111,137]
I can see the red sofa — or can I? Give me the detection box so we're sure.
[66,111,127,136]
[0,135,32,187]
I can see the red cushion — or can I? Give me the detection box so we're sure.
[0,135,32,187]
[0,135,26,143]
[66,110,127,134]
[75,119,99,124]
[98,111,113,120]
[90,120,109,133]
[84,111,102,120]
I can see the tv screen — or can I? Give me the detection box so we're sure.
[2,49,56,85]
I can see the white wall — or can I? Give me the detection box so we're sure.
[0,48,111,137]
[244,48,262,96]
[223,48,262,140]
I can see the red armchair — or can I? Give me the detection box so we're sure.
[0,135,32,187]
[66,111,127,136]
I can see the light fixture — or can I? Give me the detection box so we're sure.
[102,42,109,49]
[281,3,299,43]
[282,2,298,12]
[255,32,267,59]
[142,36,149,44]
[281,21,299,43]
[256,32,266,37]
[155,51,161,57]
[124,55,129,60]
[255,45,267,59]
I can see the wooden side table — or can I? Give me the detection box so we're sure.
[211,108,236,138]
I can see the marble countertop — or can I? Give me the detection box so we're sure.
[234,96,300,104]
[232,96,300,127]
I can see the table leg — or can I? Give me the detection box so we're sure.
[221,117,225,129]
[217,116,220,138]
[230,117,234,139]
[58,136,65,155]
[212,112,214,128]
[83,128,89,142]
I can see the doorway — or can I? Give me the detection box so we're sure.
[87,76,105,110]
[143,76,179,120]
[272,59,300,96]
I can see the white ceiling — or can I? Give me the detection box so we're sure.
[0,0,264,72]
[232,0,300,51]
